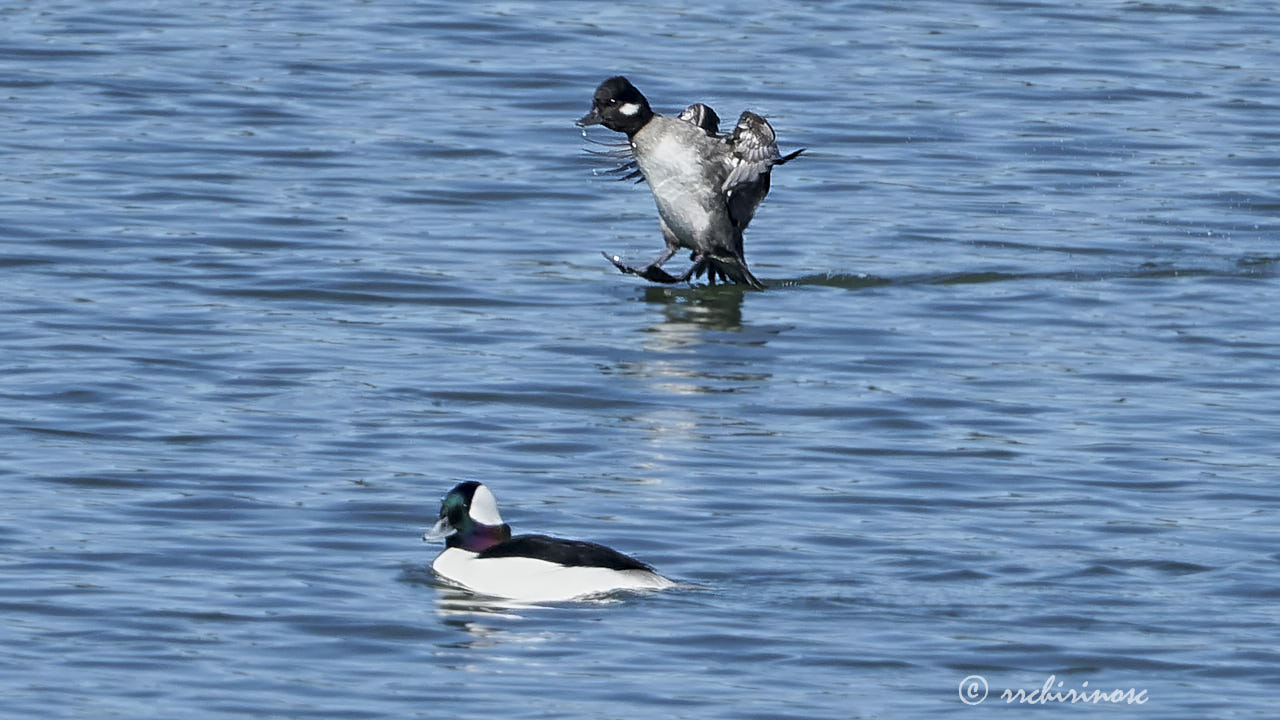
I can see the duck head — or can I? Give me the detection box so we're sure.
[424,481,511,552]
[577,76,653,136]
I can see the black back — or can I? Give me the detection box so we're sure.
[478,533,654,572]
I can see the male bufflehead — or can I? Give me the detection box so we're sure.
[578,76,804,289]
[423,481,673,602]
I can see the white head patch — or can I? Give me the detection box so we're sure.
[618,102,641,116]
[469,483,504,525]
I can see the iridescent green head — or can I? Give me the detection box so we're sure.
[423,481,510,551]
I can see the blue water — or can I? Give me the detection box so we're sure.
[3,2,1278,718]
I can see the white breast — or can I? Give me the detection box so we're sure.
[631,118,727,246]
[432,548,674,603]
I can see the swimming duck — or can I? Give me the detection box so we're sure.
[423,481,673,602]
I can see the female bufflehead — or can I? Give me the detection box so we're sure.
[423,481,673,602]
[578,76,803,289]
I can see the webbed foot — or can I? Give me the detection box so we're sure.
[602,252,682,284]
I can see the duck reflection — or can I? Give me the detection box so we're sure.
[595,284,783,401]
[639,284,747,331]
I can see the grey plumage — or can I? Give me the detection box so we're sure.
[579,76,803,290]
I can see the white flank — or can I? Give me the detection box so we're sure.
[433,548,674,603]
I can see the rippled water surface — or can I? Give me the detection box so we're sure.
[3,2,1278,718]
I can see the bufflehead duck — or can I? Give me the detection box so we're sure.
[423,481,673,602]
[578,76,804,289]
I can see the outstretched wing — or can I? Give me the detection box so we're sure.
[677,103,721,136]
[722,111,780,191]
[723,111,805,232]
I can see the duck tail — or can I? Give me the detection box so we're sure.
[704,254,766,290]
[776,147,806,165]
